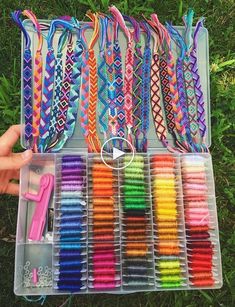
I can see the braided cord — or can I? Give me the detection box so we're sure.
[53,32,84,151]
[80,47,89,142]
[139,15,183,152]
[23,49,33,148]
[110,6,134,147]
[140,35,151,152]
[113,33,125,142]
[97,18,109,138]
[151,53,167,142]
[190,19,207,140]
[32,49,43,151]
[176,58,192,144]
[40,19,73,152]
[48,31,67,142]
[22,11,43,152]
[12,11,33,148]
[167,24,190,151]
[183,56,200,143]
[87,12,101,152]
[105,20,118,138]
[56,36,74,136]
[132,43,143,150]
[38,49,55,152]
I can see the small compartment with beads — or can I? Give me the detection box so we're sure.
[14,243,53,295]
[17,154,55,243]
[121,242,155,290]
[88,242,121,291]
[150,153,188,289]
[52,243,87,293]
[87,154,120,242]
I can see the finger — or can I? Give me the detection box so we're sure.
[5,182,19,195]
[0,150,33,170]
[0,125,22,156]
[11,169,20,180]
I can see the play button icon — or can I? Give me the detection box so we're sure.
[113,147,125,160]
[100,137,135,169]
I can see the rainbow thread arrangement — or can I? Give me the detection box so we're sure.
[13,7,209,154]
[181,155,216,287]
[20,153,221,294]
[54,155,87,292]
[88,156,120,290]
[151,155,186,288]
[121,155,155,289]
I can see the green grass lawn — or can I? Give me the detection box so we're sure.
[0,0,234,306]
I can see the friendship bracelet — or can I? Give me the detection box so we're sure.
[86,12,101,153]
[13,7,209,154]
[22,10,43,152]
[97,16,109,140]
[12,11,33,148]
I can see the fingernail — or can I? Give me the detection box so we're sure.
[21,150,32,160]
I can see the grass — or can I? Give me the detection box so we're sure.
[0,0,235,306]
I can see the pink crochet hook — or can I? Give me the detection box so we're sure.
[23,173,54,241]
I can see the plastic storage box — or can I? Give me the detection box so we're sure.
[14,20,222,295]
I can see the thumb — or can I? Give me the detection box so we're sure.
[0,150,33,170]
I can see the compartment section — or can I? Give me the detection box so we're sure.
[119,154,153,242]
[87,154,120,243]
[52,154,88,292]
[53,243,87,292]
[181,153,222,289]
[150,153,188,289]
[88,243,121,291]
[87,155,121,291]
[17,154,55,243]
[119,154,155,290]
[14,243,53,295]
[121,242,155,290]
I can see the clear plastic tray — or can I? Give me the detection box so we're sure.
[14,152,222,295]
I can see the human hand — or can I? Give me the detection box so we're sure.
[0,125,32,195]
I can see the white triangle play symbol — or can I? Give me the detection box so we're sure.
[113,147,125,160]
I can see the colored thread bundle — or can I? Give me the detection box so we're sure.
[151,154,185,288]
[88,157,119,290]
[182,155,215,287]
[54,155,87,292]
[122,155,155,289]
